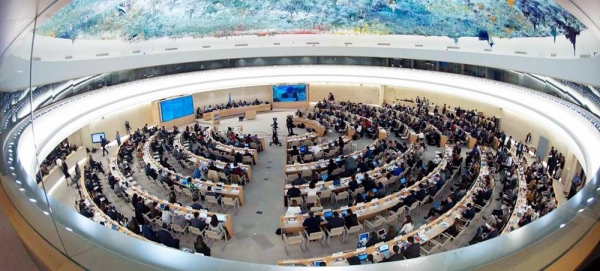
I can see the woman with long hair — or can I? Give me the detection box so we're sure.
[398,215,414,235]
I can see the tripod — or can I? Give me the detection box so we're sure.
[270,128,282,146]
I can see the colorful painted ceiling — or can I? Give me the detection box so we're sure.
[37,0,585,43]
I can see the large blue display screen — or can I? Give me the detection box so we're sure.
[160,96,194,122]
[273,84,307,102]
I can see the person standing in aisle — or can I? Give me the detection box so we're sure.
[116,131,121,147]
[101,136,109,156]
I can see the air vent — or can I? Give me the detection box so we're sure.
[132,50,141,54]
[273,43,280,45]
[64,56,73,59]
[377,43,390,46]
[202,46,210,48]
[580,54,591,58]
[550,53,557,57]
[515,51,527,55]
[415,44,423,47]
[484,49,492,52]
[344,42,352,45]
[32,57,41,61]
[447,46,460,50]
[96,53,109,57]
[165,47,178,51]
[306,42,319,45]
[234,44,248,47]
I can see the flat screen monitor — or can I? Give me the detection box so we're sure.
[91,132,105,143]
[272,84,307,102]
[323,210,333,219]
[159,96,194,122]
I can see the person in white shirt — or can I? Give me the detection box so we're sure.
[286,200,302,215]
[162,205,173,225]
[432,154,442,165]
[398,215,414,235]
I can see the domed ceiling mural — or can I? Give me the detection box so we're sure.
[37,0,585,47]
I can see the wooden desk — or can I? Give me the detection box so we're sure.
[203,104,271,121]
[467,136,478,149]
[377,129,388,140]
[286,132,319,148]
[245,110,257,120]
[285,135,352,163]
[206,129,259,164]
[408,133,418,143]
[293,118,326,137]
[142,144,245,205]
[174,134,253,182]
[283,144,414,204]
[280,148,451,234]
[439,135,449,147]
[111,160,235,237]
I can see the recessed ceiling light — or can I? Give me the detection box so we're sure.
[587,198,594,203]
[560,224,566,228]
[29,198,37,203]
[578,209,584,213]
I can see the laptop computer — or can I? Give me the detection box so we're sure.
[372,188,378,193]
[321,174,328,181]
[333,179,341,186]
[323,209,333,220]
[340,209,348,217]
[358,232,369,247]
[299,146,307,153]
[379,243,390,258]
[357,252,369,262]
[400,178,407,184]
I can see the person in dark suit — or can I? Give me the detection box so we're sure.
[400,236,421,259]
[157,223,180,249]
[348,175,359,192]
[344,209,359,228]
[141,220,158,242]
[286,183,301,198]
[462,203,476,220]
[303,211,322,234]
[326,211,344,230]
[381,245,404,262]
[424,196,455,219]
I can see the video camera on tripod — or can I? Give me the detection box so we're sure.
[270,117,282,146]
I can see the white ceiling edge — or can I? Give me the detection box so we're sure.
[18,66,600,182]
[0,31,599,90]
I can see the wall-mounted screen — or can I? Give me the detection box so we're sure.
[160,96,194,122]
[91,132,105,144]
[273,84,307,102]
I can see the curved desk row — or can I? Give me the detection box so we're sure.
[202,103,271,121]
[206,126,259,163]
[292,118,327,137]
[174,134,253,182]
[285,135,353,169]
[278,148,488,266]
[279,147,451,235]
[283,144,415,204]
[143,136,246,205]
[286,132,319,148]
[110,157,236,237]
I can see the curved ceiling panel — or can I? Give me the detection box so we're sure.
[37,0,585,46]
